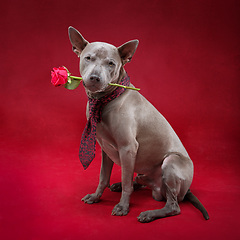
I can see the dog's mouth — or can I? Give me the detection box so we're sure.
[82,80,108,93]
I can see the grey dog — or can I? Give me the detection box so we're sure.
[68,26,209,223]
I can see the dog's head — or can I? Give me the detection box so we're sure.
[68,27,138,94]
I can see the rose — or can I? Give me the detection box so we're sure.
[51,66,140,91]
[51,67,69,86]
[51,66,83,90]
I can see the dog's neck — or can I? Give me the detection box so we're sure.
[85,67,126,100]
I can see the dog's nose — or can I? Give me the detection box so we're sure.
[90,75,100,82]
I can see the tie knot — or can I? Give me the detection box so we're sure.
[88,74,130,123]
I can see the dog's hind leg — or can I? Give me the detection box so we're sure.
[137,179,181,223]
[137,154,192,223]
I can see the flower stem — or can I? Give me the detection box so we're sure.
[108,83,140,91]
[69,76,83,80]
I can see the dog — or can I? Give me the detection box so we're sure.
[68,26,209,223]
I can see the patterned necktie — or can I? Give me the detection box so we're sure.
[79,74,130,169]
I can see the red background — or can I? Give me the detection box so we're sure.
[1,0,240,239]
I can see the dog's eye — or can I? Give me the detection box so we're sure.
[109,61,115,67]
[85,56,91,61]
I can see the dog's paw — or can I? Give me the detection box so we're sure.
[109,182,144,192]
[109,182,122,192]
[81,193,100,204]
[112,203,129,216]
[137,211,155,223]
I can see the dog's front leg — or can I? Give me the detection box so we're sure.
[112,142,138,216]
[82,150,113,204]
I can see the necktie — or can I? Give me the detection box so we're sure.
[79,74,130,169]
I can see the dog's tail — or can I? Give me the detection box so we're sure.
[184,189,210,220]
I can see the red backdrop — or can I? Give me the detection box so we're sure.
[1,0,240,239]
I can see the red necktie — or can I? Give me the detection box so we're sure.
[79,74,130,169]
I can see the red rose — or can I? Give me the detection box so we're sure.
[51,67,68,86]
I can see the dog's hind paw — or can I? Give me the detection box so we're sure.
[109,182,122,192]
[137,211,155,223]
[109,181,144,192]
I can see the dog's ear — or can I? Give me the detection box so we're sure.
[68,26,89,57]
[118,40,139,65]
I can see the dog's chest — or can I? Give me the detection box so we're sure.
[96,121,122,165]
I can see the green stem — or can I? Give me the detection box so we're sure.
[69,76,83,80]
[108,83,140,91]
